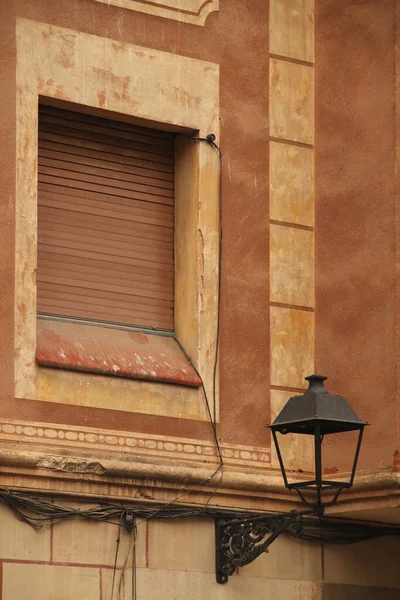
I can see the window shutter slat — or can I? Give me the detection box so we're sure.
[39,157,174,191]
[37,105,175,331]
[39,131,174,166]
[39,141,174,177]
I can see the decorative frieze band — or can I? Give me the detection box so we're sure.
[0,420,270,469]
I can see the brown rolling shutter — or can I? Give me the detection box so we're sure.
[37,105,175,331]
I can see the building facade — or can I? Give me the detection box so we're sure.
[0,0,400,598]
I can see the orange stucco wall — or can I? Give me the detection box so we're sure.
[0,0,270,448]
[315,0,399,471]
[0,0,398,536]
[1,2,400,599]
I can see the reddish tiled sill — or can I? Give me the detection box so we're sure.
[36,319,202,388]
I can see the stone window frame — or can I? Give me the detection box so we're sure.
[35,103,203,389]
[90,0,219,27]
[15,18,220,422]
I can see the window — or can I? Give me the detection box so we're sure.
[15,22,219,418]
[37,105,175,331]
[35,104,201,387]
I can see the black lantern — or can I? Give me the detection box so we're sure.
[267,374,368,515]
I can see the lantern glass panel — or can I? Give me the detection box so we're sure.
[271,423,364,510]
[271,429,314,487]
[320,428,363,486]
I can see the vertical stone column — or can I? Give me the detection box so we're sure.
[269,0,314,471]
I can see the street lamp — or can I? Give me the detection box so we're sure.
[268,374,368,515]
[216,374,368,583]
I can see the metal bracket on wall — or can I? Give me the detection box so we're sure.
[215,511,302,584]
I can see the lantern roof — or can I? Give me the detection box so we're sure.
[268,374,368,435]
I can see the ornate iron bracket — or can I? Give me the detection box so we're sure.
[215,511,303,584]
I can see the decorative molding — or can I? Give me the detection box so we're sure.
[91,0,219,26]
[0,441,397,518]
[0,446,297,513]
[15,19,219,423]
[0,419,270,469]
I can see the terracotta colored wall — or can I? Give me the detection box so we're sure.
[0,2,16,405]
[0,0,270,449]
[1,2,400,599]
[315,0,398,471]
[0,0,398,500]
[0,0,398,498]
[217,0,270,446]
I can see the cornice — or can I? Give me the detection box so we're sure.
[0,442,399,517]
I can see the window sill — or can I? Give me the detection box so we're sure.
[36,319,202,388]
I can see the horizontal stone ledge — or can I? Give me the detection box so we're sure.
[351,468,400,492]
[0,445,285,492]
[0,446,398,511]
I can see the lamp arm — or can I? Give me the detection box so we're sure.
[215,511,305,584]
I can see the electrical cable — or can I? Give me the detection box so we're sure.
[133,462,224,531]
[110,514,123,600]
[1,485,400,547]
[131,527,137,600]
[171,131,225,509]
[179,133,225,508]
[175,129,223,435]
[208,135,223,433]
[114,524,136,600]
[1,484,400,547]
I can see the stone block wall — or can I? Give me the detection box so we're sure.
[0,502,400,599]
[1,1,400,599]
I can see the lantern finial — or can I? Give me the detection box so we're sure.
[305,374,327,391]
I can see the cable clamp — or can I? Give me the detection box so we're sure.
[123,510,135,532]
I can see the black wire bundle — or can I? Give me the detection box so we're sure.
[1,486,400,547]
[0,486,245,530]
[286,515,400,545]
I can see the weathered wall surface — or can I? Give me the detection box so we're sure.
[0,504,321,600]
[0,0,270,448]
[0,0,400,598]
[0,0,276,510]
[0,502,400,599]
[315,0,399,472]
[269,0,315,474]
